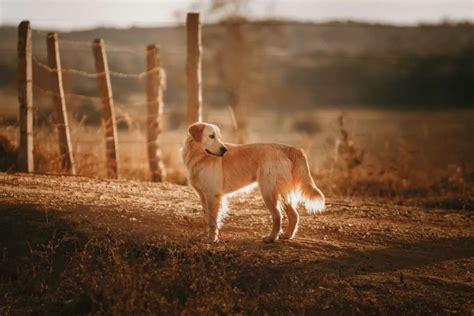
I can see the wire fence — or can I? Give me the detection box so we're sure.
[25,31,274,123]
[32,56,161,79]
[20,35,222,176]
[31,53,160,118]
[26,30,175,131]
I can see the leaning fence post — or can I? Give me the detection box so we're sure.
[17,20,34,172]
[186,12,202,126]
[146,44,166,182]
[92,39,119,179]
[47,32,76,175]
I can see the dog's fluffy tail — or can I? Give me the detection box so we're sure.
[289,148,325,214]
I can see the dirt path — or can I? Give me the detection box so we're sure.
[0,173,473,314]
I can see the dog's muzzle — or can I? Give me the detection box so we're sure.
[206,146,227,157]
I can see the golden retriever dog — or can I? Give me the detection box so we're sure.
[182,122,325,243]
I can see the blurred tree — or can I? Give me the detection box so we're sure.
[202,0,279,143]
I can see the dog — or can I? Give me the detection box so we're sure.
[182,122,325,243]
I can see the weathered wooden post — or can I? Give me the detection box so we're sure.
[47,32,76,175]
[186,12,202,126]
[146,44,166,182]
[17,20,34,172]
[92,39,119,179]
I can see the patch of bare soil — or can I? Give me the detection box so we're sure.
[0,173,473,314]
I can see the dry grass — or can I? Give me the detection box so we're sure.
[1,109,473,208]
[1,110,471,314]
[1,174,472,315]
[5,233,263,314]
[0,214,402,314]
[2,230,403,314]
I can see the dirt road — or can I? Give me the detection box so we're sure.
[0,173,473,314]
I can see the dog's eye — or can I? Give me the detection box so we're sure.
[209,134,215,139]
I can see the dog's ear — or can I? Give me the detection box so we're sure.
[188,123,205,142]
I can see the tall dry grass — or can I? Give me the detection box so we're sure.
[1,109,473,209]
[0,113,188,184]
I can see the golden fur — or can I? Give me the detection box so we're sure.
[182,122,325,243]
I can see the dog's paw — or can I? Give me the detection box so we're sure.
[262,235,278,243]
[208,233,219,243]
[279,232,295,240]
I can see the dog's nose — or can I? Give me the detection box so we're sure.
[220,147,228,155]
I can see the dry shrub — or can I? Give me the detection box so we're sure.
[333,112,364,172]
[314,112,473,210]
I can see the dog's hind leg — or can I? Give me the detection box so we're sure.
[258,162,293,243]
[261,193,282,243]
[281,204,299,239]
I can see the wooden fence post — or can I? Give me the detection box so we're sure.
[17,20,34,172]
[92,39,119,179]
[186,12,202,126]
[146,44,166,182]
[47,32,76,175]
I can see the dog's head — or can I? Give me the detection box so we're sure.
[187,122,228,157]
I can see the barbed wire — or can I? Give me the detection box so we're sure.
[33,56,102,78]
[109,68,160,80]
[32,56,161,80]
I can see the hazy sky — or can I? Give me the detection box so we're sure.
[1,0,473,30]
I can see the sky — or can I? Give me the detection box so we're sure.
[1,0,473,30]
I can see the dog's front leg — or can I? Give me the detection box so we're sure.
[206,194,222,243]
[196,190,207,213]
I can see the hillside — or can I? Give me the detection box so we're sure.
[2,21,474,55]
[0,21,473,114]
